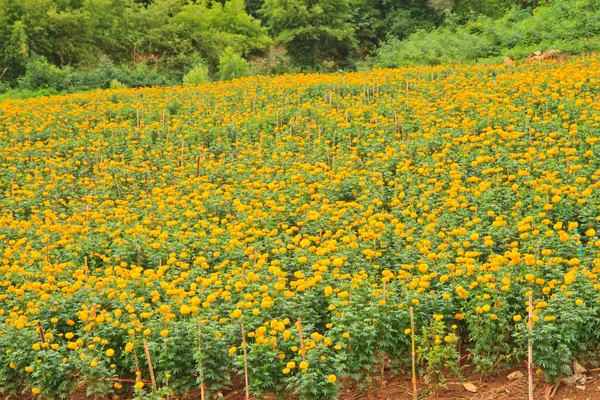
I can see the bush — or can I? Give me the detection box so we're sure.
[0,80,8,95]
[70,55,126,90]
[109,79,127,89]
[18,55,73,91]
[183,62,211,85]
[218,47,250,81]
[122,63,172,88]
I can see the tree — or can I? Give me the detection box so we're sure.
[260,0,358,69]
[351,0,438,53]
[218,46,250,80]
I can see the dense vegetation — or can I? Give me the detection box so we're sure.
[1,0,599,98]
[374,0,600,67]
[1,54,600,399]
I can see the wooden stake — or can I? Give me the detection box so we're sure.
[380,280,387,386]
[528,296,534,400]
[131,333,142,385]
[297,318,306,362]
[179,137,185,167]
[142,339,158,395]
[36,321,46,344]
[241,323,250,400]
[410,307,417,400]
[198,318,206,400]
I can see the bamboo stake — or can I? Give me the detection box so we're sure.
[410,307,417,400]
[241,323,250,400]
[131,333,142,385]
[528,296,534,400]
[380,280,387,386]
[142,339,157,395]
[198,318,206,400]
[297,318,306,362]
[179,137,185,167]
[36,321,46,344]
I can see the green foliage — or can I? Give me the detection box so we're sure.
[0,0,267,91]
[18,55,73,91]
[140,0,269,73]
[373,0,600,68]
[183,62,211,85]
[351,0,439,53]
[218,47,250,80]
[110,79,127,89]
[417,319,460,383]
[260,0,358,68]
[1,0,599,96]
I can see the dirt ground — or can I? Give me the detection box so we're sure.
[218,365,600,400]
[14,365,600,400]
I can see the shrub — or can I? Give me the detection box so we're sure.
[109,79,127,89]
[218,47,250,81]
[18,55,72,91]
[183,62,211,85]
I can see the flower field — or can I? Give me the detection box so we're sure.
[1,55,600,399]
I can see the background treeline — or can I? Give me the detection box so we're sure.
[1,0,599,98]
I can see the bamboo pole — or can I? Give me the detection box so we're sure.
[528,296,534,400]
[380,280,387,386]
[241,323,250,400]
[142,339,157,395]
[198,318,206,400]
[410,307,417,400]
[297,318,306,362]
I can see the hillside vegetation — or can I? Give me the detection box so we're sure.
[1,0,600,99]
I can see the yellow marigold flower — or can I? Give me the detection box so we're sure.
[586,229,596,237]
[106,349,115,357]
[328,374,337,383]
[299,361,309,370]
